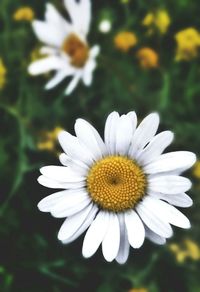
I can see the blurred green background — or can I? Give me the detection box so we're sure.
[0,0,200,291]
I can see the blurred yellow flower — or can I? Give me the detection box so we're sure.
[142,10,171,34]
[114,31,138,52]
[193,160,200,178]
[129,289,148,292]
[136,47,159,69]
[37,127,63,155]
[0,58,7,90]
[175,28,200,61]
[13,7,35,22]
[169,239,200,263]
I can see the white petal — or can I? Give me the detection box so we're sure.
[45,3,71,32]
[37,175,85,189]
[115,214,130,264]
[149,191,193,208]
[57,203,93,241]
[129,113,159,158]
[104,111,120,155]
[40,166,85,183]
[64,0,91,35]
[90,45,100,58]
[38,190,70,212]
[59,153,71,166]
[40,46,58,55]
[145,226,166,245]
[148,175,192,194]
[58,131,94,166]
[65,73,82,95]
[144,151,196,174]
[82,59,96,86]
[136,199,173,238]
[125,210,145,248]
[45,70,73,90]
[144,197,191,229]
[62,204,98,244]
[28,57,65,75]
[32,20,66,47]
[137,131,174,166]
[75,118,107,159]
[82,211,109,258]
[102,213,120,262]
[51,190,91,218]
[116,113,137,156]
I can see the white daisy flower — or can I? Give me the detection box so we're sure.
[37,111,196,264]
[28,0,99,95]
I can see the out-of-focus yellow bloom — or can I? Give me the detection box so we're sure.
[193,161,200,178]
[175,28,200,61]
[37,127,63,155]
[13,7,35,22]
[169,239,200,263]
[129,288,148,292]
[136,48,159,69]
[0,58,7,90]
[120,0,130,4]
[142,10,171,34]
[114,31,138,52]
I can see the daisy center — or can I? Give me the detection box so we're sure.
[62,33,89,68]
[87,156,147,212]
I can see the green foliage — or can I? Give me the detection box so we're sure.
[0,0,200,291]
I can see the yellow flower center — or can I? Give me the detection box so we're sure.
[62,34,89,68]
[87,156,147,212]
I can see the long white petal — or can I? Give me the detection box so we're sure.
[75,118,107,160]
[149,191,193,208]
[115,214,130,264]
[62,204,98,244]
[82,211,109,258]
[82,59,96,86]
[148,175,192,194]
[145,226,166,245]
[137,131,174,166]
[129,113,159,158]
[104,111,120,155]
[144,151,196,174]
[125,210,145,248]
[45,70,73,90]
[116,113,137,156]
[58,130,94,166]
[65,73,82,95]
[144,197,191,229]
[102,213,120,262]
[57,203,93,241]
[136,199,173,238]
[37,175,85,189]
[28,57,65,75]
[38,189,71,212]
[45,3,71,33]
[40,165,85,182]
[32,20,66,47]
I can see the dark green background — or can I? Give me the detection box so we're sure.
[0,0,200,291]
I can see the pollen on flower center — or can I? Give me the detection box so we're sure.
[62,33,89,68]
[87,156,147,212]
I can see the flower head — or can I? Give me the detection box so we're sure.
[99,19,112,34]
[0,58,7,90]
[136,48,159,69]
[175,28,200,61]
[193,160,200,178]
[143,10,171,35]
[38,111,196,263]
[28,1,99,95]
[13,7,35,22]
[114,31,138,52]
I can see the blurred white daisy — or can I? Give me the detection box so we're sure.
[28,0,99,95]
[38,111,196,263]
[99,19,112,34]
